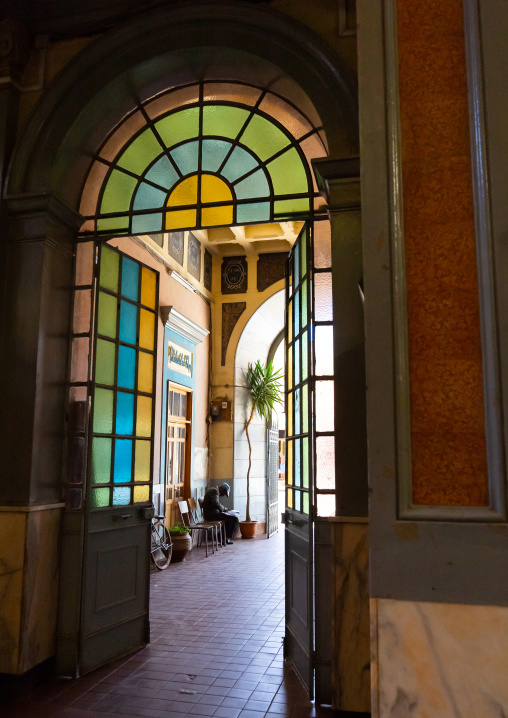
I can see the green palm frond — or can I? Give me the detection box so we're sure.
[246,360,284,420]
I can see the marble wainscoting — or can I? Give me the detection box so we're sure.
[0,505,62,674]
[371,598,508,717]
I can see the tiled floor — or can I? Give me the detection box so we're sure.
[2,528,321,718]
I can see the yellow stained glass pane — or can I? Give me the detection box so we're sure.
[202,205,233,226]
[201,174,233,203]
[134,440,151,481]
[167,175,198,206]
[133,485,150,503]
[136,395,152,437]
[288,301,293,343]
[288,392,293,436]
[166,209,196,229]
[287,440,293,485]
[138,351,153,393]
[141,267,157,309]
[139,309,155,350]
[287,488,293,508]
[287,348,293,391]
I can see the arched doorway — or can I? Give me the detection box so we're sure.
[3,2,367,709]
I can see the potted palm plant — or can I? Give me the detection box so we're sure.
[241,360,284,538]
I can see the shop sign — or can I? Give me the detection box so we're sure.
[168,342,193,377]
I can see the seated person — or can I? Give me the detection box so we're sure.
[202,482,239,544]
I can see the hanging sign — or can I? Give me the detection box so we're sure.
[168,342,193,377]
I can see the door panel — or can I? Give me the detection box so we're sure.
[285,223,314,697]
[79,243,158,675]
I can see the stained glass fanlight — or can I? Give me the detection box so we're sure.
[79,82,327,237]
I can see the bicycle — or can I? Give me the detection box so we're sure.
[151,516,172,570]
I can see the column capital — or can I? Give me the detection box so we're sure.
[312,156,360,211]
[3,193,83,249]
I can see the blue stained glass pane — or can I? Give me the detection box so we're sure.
[294,241,300,288]
[133,182,167,210]
[131,213,163,234]
[295,490,302,512]
[234,169,270,199]
[114,439,133,483]
[295,438,301,487]
[170,141,199,176]
[295,387,301,436]
[221,146,258,183]
[121,257,139,301]
[113,487,131,505]
[118,345,136,389]
[202,139,232,172]
[119,301,137,344]
[145,156,179,190]
[294,290,300,337]
[116,391,134,435]
[236,202,270,224]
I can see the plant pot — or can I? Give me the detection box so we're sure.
[169,531,192,562]
[239,521,257,539]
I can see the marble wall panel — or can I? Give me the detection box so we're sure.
[0,512,25,673]
[372,598,508,717]
[333,522,370,712]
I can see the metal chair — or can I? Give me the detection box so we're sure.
[191,497,226,548]
[177,500,215,557]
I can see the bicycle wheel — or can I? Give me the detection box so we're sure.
[151,520,172,570]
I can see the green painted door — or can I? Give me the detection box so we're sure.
[80,243,158,674]
[284,222,314,697]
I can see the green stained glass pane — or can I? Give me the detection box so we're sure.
[91,487,110,508]
[234,169,270,199]
[117,129,163,176]
[221,146,258,183]
[202,105,249,140]
[95,338,116,386]
[240,114,290,161]
[97,217,129,233]
[145,156,179,190]
[155,108,200,148]
[301,230,307,275]
[236,202,270,224]
[302,383,309,433]
[97,291,117,339]
[100,246,119,292]
[133,183,167,210]
[274,198,310,217]
[101,170,137,214]
[295,340,300,386]
[170,141,199,176]
[302,437,309,488]
[93,388,114,433]
[267,148,308,195]
[202,139,232,172]
[302,492,309,515]
[295,388,301,436]
[91,438,112,484]
[132,213,163,234]
[301,279,308,328]
[302,331,308,381]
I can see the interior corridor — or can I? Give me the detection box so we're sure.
[3,530,325,718]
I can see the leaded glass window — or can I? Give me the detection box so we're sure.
[79,82,326,237]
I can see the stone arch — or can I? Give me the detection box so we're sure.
[6,2,358,205]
